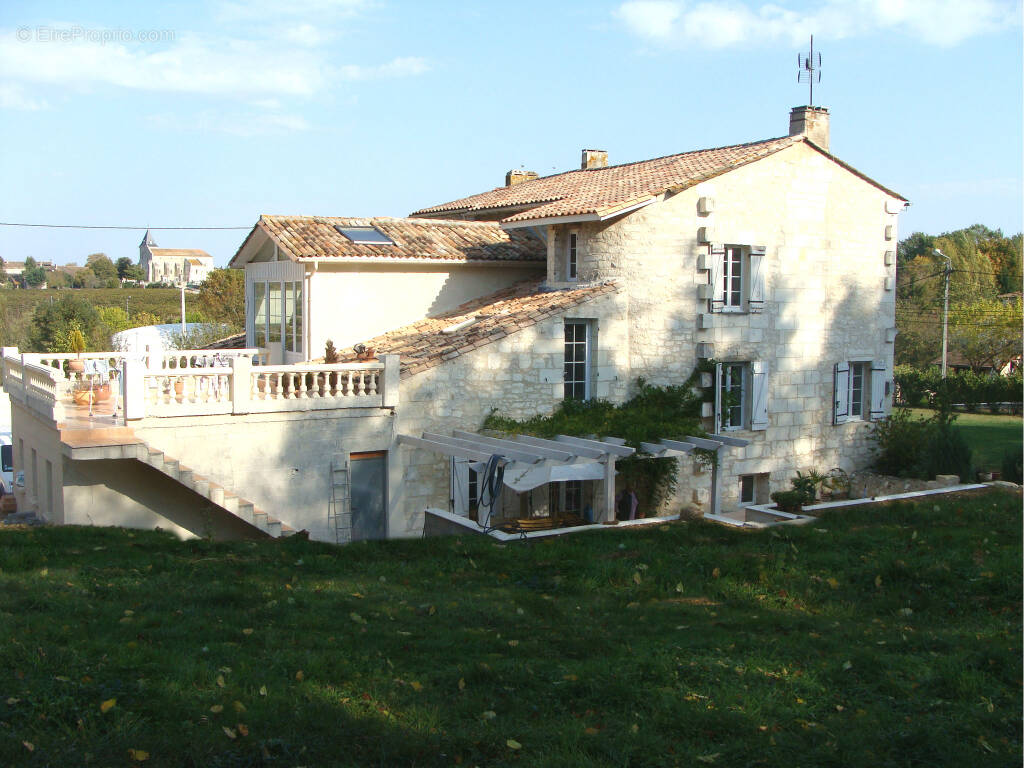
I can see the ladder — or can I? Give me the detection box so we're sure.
[327,454,351,544]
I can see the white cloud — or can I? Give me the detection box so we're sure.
[338,56,430,80]
[0,82,48,111]
[615,0,1020,48]
[0,28,430,102]
[147,109,311,136]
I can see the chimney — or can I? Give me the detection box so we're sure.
[505,169,538,187]
[581,149,608,169]
[789,106,830,152]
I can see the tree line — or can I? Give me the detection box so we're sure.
[896,224,1022,371]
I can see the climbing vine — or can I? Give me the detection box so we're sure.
[482,370,715,511]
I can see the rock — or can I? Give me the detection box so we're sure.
[935,474,960,486]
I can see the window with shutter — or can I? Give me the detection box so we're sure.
[869,361,888,420]
[708,244,726,312]
[566,231,579,281]
[715,362,750,431]
[749,246,766,313]
[563,320,592,400]
[705,244,767,313]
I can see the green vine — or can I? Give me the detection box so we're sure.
[482,375,713,511]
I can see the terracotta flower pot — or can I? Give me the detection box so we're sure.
[68,359,85,373]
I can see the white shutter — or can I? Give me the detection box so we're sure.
[750,361,769,431]
[833,362,850,425]
[869,360,888,420]
[451,458,470,517]
[714,363,723,431]
[748,245,766,313]
[708,244,726,313]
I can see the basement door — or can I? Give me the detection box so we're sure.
[350,451,387,541]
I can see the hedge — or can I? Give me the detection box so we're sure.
[894,365,1023,413]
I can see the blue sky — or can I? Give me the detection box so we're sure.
[1,0,1021,267]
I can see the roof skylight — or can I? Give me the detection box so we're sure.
[334,225,395,245]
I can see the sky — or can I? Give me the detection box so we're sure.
[0,0,1021,268]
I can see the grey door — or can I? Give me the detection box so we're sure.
[350,451,387,541]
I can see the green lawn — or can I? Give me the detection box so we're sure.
[909,409,1022,472]
[1,489,1020,767]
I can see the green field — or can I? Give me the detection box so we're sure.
[0,287,186,324]
[1,488,1019,767]
[909,408,1022,472]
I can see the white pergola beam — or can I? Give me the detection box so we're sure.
[658,439,696,453]
[514,434,606,459]
[423,433,544,464]
[683,435,728,451]
[640,442,692,458]
[555,434,636,456]
[453,430,575,462]
[397,434,496,462]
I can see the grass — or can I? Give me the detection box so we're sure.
[1,489,1020,767]
[908,408,1022,472]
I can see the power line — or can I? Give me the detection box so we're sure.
[0,222,250,231]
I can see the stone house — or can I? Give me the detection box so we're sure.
[3,105,907,543]
[139,230,214,286]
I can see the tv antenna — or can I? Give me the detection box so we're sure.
[797,35,821,106]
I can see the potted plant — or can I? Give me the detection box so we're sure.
[67,328,86,373]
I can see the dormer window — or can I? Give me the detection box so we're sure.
[566,231,578,281]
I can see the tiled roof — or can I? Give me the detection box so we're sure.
[412,135,907,224]
[330,278,618,379]
[411,137,798,222]
[239,215,546,264]
[149,248,212,260]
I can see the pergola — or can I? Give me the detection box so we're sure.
[396,430,749,521]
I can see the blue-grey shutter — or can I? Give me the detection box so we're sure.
[452,458,470,517]
[833,362,850,425]
[748,245,766,313]
[869,360,887,420]
[714,363,723,431]
[750,361,769,431]
[708,244,726,313]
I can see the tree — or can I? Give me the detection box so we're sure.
[115,257,134,280]
[87,253,118,284]
[197,268,245,330]
[28,295,104,353]
[22,256,46,288]
[948,298,1023,371]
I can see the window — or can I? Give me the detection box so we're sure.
[834,360,887,424]
[707,244,766,313]
[722,245,743,309]
[253,282,267,347]
[566,232,578,281]
[564,480,583,515]
[719,363,746,429]
[564,320,591,400]
[715,361,769,432]
[739,475,755,504]
[290,282,303,353]
[739,473,770,505]
[334,226,395,245]
[1,444,12,473]
[268,282,282,343]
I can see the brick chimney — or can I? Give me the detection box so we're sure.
[581,149,608,169]
[789,106,830,152]
[505,169,539,187]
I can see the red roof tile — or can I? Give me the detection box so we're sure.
[235,215,545,265]
[328,278,619,378]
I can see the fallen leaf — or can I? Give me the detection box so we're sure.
[100,698,116,713]
[237,723,249,737]
[232,701,246,713]
[242,628,254,636]
[874,575,882,588]
[410,681,423,692]
[506,738,522,750]
[827,577,840,589]
[295,670,304,681]
[259,685,267,696]
[697,754,721,763]
[216,675,225,688]
[210,704,224,714]
[350,612,366,625]
[482,710,497,720]
[675,582,684,593]
[633,572,642,585]
[222,726,237,739]
[128,748,150,761]
[584,727,600,735]
[630,723,639,733]
[507,640,519,647]
[458,678,466,691]
[563,674,578,681]
[351,592,365,599]
[6,697,20,705]
[23,741,34,752]
[712,567,721,579]
[842,661,853,671]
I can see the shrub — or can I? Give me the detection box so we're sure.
[1001,445,1023,484]
[770,490,806,512]
[870,407,973,481]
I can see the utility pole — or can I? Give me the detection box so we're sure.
[935,248,952,378]
[180,281,186,339]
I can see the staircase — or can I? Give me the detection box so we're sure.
[137,443,296,538]
[61,429,294,538]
